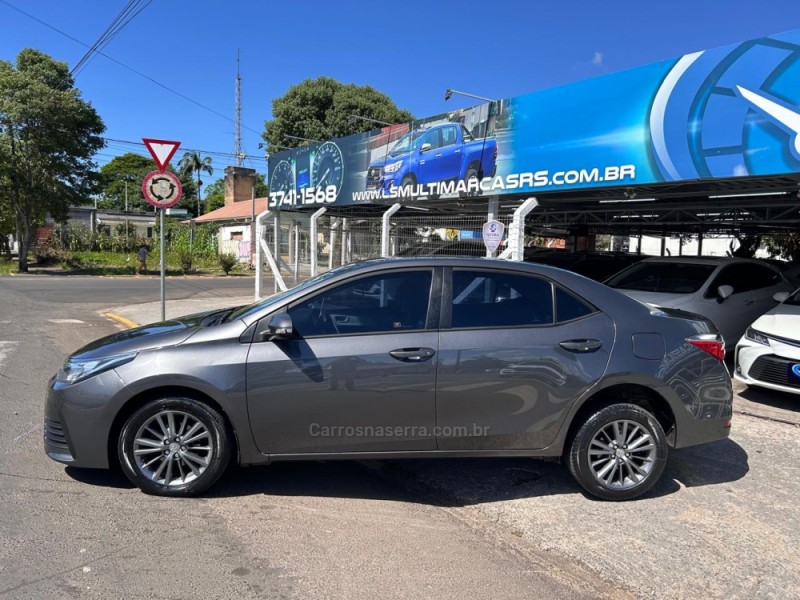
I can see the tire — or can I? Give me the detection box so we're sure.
[118,397,232,497]
[567,403,667,501]
[400,174,416,198]
[460,166,480,198]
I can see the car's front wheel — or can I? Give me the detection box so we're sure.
[118,397,231,496]
[567,403,667,501]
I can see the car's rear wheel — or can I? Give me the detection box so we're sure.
[118,397,231,497]
[567,403,667,501]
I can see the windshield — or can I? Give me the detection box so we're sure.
[224,261,371,322]
[606,262,717,294]
[389,131,423,155]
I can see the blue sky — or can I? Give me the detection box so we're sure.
[1,0,797,185]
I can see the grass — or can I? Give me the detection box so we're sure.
[0,258,17,275]
[0,251,250,277]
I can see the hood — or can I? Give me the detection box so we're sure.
[751,303,800,340]
[617,290,693,309]
[71,308,225,360]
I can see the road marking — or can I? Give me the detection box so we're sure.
[13,423,41,443]
[0,341,18,370]
[47,319,85,324]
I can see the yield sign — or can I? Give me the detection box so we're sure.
[142,138,181,171]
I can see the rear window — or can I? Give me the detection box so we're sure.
[606,262,716,294]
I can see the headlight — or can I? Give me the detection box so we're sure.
[745,328,769,345]
[384,160,403,174]
[56,352,138,384]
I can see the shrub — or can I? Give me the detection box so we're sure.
[218,252,237,275]
[178,251,193,273]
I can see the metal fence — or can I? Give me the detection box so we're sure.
[256,205,520,295]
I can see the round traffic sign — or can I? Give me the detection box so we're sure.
[142,170,183,209]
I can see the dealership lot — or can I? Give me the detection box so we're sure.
[1,275,799,599]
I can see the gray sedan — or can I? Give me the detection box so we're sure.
[45,257,733,501]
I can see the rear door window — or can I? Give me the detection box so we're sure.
[450,270,553,328]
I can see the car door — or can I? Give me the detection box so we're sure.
[701,263,787,344]
[435,125,462,182]
[246,268,440,455]
[417,129,443,184]
[435,268,614,451]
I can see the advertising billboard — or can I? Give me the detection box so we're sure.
[268,28,800,209]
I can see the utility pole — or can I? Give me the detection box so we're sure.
[234,49,244,167]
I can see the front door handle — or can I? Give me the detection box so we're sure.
[559,339,603,353]
[389,347,435,362]
[744,299,754,305]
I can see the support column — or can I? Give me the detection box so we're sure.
[341,218,348,265]
[381,204,402,258]
[329,218,341,270]
[310,207,326,276]
[498,197,538,261]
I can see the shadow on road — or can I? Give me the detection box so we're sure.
[64,438,749,505]
[739,384,800,413]
[65,466,135,489]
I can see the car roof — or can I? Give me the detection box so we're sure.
[636,256,771,267]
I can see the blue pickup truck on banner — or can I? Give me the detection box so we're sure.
[267,28,800,208]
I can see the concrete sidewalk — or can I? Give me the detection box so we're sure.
[104,295,254,329]
[102,296,800,427]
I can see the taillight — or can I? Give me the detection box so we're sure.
[493,145,498,160]
[687,335,725,361]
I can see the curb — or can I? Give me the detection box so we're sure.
[103,311,140,330]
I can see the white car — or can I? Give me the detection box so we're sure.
[606,257,794,350]
[735,289,800,395]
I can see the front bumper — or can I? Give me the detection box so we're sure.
[43,369,126,469]
[735,336,800,396]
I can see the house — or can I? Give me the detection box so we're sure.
[191,166,265,264]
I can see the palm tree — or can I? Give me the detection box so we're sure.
[178,151,213,216]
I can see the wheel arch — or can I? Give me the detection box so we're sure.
[107,385,240,469]
[561,383,677,457]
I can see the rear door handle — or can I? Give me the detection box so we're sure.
[559,339,603,353]
[744,299,754,305]
[389,347,435,362]
[435,153,443,157]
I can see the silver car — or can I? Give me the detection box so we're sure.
[45,257,733,501]
[606,257,794,350]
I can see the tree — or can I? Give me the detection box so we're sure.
[263,77,413,151]
[0,49,105,271]
[203,173,268,213]
[178,151,213,216]
[99,153,156,211]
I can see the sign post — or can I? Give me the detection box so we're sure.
[141,139,182,321]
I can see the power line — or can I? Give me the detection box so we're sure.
[100,137,268,163]
[72,0,154,77]
[0,0,263,135]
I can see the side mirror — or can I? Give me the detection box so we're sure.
[259,313,293,341]
[420,143,431,153]
[773,291,790,303]
[717,285,734,300]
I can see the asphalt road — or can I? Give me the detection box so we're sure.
[0,275,620,599]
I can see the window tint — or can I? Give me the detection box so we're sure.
[705,263,781,297]
[451,270,553,328]
[556,287,594,322]
[421,129,440,151]
[441,126,458,147]
[288,270,432,337]
[606,262,716,294]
